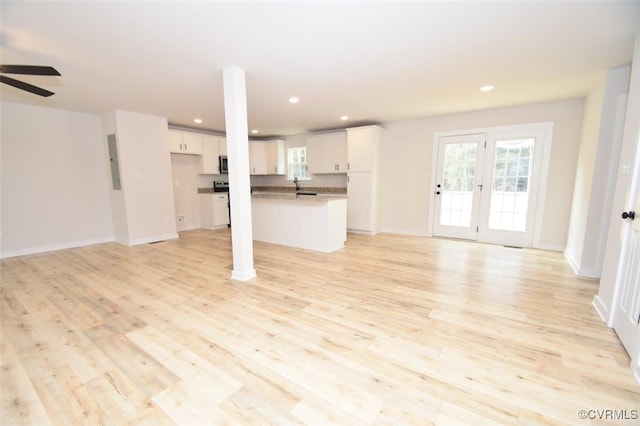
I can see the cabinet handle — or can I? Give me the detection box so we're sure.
[185,143,188,151]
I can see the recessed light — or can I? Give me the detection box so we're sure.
[251,129,259,134]
[288,97,299,104]
[480,85,494,92]
[193,118,203,124]
[340,116,349,121]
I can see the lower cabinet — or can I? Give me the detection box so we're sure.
[199,193,229,229]
[347,172,378,233]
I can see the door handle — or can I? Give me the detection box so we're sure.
[621,211,635,220]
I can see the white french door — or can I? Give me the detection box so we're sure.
[432,125,549,247]
[432,133,485,240]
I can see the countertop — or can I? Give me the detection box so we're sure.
[251,192,348,202]
[197,186,347,199]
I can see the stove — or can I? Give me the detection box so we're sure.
[213,181,231,227]
[213,181,229,192]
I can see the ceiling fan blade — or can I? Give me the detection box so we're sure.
[0,75,55,97]
[0,65,61,76]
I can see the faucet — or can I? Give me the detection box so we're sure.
[294,177,300,191]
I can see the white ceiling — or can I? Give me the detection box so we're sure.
[1,1,639,137]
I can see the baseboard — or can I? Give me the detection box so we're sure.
[380,227,430,237]
[347,229,377,235]
[232,268,257,281]
[0,236,115,259]
[124,233,179,246]
[533,242,565,252]
[563,249,601,278]
[177,224,200,232]
[592,295,612,326]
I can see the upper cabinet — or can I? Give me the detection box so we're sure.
[347,126,382,172]
[306,131,347,174]
[249,139,285,175]
[169,129,203,155]
[198,135,226,174]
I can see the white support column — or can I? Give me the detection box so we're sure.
[223,66,256,281]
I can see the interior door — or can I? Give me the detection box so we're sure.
[476,128,547,247]
[613,142,640,364]
[432,134,486,240]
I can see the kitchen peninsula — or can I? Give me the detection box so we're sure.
[251,189,347,253]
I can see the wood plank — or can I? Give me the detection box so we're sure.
[1,228,638,424]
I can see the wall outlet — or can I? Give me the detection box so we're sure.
[177,215,185,223]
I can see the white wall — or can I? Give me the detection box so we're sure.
[102,112,129,243]
[171,153,203,231]
[105,111,178,245]
[381,98,585,248]
[1,101,114,258]
[596,34,640,324]
[565,66,630,277]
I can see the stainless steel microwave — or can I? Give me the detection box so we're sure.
[218,155,228,174]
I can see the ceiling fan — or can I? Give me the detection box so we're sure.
[0,65,61,97]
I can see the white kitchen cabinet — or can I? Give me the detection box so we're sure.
[306,131,347,174]
[347,126,383,172]
[249,141,267,175]
[347,172,376,233]
[249,139,285,175]
[199,193,229,229]
[169,129,203,155]
[346,125,384,234]
[198,135,221,174]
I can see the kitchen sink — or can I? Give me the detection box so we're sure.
[296,191,317,196]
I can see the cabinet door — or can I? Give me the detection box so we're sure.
[249,142,267,175]
[306,135,325,174]
[198,135,220,174]
[326,132,348,172]
[182,132,203,154]
[168,130,184,153]
[199,194,215,229]
[347,172,373,232]
[265,139,285,175]
[213,194,229,227]
[347,129,374,172]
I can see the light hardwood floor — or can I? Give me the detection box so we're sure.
[1,229,638,425]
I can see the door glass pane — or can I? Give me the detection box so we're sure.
[489,138,534,232]
[440,142,477,227]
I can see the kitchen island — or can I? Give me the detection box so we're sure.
[251,193,347,253]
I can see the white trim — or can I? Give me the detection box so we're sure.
[124,233,179,246]
[564,249,601,278]
[0,236,115,259]
[232,268,257,281]
[177,223,200,232]
[532,242,564,252]
[592,295,612,326]
[380,227,430,237]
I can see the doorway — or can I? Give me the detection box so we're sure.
[431,123,552,247]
